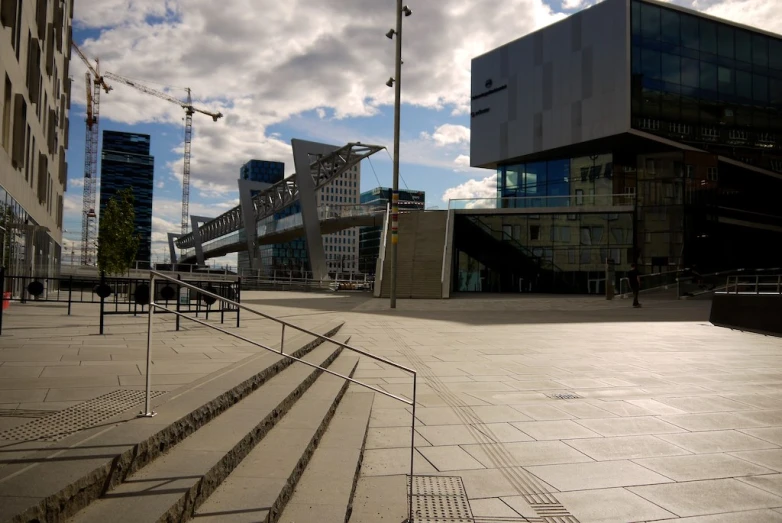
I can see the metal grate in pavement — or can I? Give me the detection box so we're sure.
[0,389,167,442]
[409,475,474,522]
[547,393,583,400]
[0,409,51,419]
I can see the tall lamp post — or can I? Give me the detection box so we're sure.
[386,3,412,309]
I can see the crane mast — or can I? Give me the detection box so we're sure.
[72,43,111,265]
[102,72,222,238]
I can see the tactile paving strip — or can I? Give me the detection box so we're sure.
[409,475,474,522]
[547,393,583,400]
[0,389,167,442]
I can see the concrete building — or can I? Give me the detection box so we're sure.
[319,163,361,275]
[99,131,154,264]
[466,0,782,293]
[358,187,425,274]
[0,0,73,279]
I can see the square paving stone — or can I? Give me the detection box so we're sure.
[738,474,782,498]
[730,449,782,472]
[474,423,533,443]
[657,396,756,413]
[512,404,573,420]
[575,416,685,437]
[415,425,483,446]
[634,453,774,481]
[555,487,676,523]
[512,420,602,440]
[468,498,521,518]
[364,427,431,449]
[565,435,693,461]
[462,440,593,468]
[526,460,672,491]
[667,510,782,522]
[659,430,779,453]
[741,428,782,446]
[629,478,782,517]
[626,399,688,415]
[418,445,485,471]
[361,448,437,476]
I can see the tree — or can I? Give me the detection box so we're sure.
[97,188,140,275]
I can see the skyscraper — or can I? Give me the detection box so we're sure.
[99,131,155,264]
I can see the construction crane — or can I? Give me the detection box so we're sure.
[71,42,111,265]
[102,72,223,235]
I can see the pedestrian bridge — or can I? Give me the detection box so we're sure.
[175,204,387,265]
[168,139,386,278]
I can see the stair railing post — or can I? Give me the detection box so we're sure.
[409,372,417,522]
[140,271,156,417]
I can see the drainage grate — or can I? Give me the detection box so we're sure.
[0,409,51,419]
[0,389,167,442]
[547,393,583,400]
[409,475,473,522]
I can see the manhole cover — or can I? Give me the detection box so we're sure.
[0,390,167,442]
[547,393,582,400]
[409,475,473,522]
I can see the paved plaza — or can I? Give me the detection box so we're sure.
[2,291,782,521]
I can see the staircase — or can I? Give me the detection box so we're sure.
[0,322,383,523]
[379,211,447,299]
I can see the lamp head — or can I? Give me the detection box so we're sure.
[402,5,412,16]
[386,77,395,88]
[385,28,395,39]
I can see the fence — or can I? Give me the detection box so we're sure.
[0,267,240,336]
[724,274,782,295]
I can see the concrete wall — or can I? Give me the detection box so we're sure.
[470,0,631,168]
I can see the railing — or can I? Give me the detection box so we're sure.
[467,216,561,273]
[724,275,782,295]
[257,204,386,238]
[240,274,374,292]
[618,268,685,297]
[449,193,636,210]
[142,270,417,520]
[679,267,782,298]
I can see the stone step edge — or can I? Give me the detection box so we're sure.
[91,342,353,523]
[345,391,374,523]
[195,354,361,523]
[267,357,360,523]
[4,324,345,523]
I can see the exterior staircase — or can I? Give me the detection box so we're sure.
[0,321,382,523]
[379,211,447,299]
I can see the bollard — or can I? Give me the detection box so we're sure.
[67,275,73,316]
[605,258,616,300]
[236,277,241,328]
[99,271,106,334]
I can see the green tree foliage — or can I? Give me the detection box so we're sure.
[97,188,140,275]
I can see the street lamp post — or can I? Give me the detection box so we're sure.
[386,2,412,309]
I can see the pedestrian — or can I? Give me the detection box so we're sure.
[628,263,641,308]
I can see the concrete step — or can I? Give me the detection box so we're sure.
[67,337,350,523]
[278,389,373,523]
[192,354,361,523]
[0,320,345,523]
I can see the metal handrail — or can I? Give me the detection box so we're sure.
[142,270,417,520]
[724,274,782,295]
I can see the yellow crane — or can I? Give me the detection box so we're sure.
[102,72,223,235]
[71,42,111,265]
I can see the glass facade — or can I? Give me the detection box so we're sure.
[99,131,154,263]
[631,0,782,169]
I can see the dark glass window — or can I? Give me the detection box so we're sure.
[770,39,782,70]
[642,48,661,80]
[547,160,569,184]
[661,92,680,121]
[736,70,752,99]
[771,78,782,106]
[700,62,717,91]
[641,3,660,40]
[681,95,699,124]
[736,30,751,63]
[752,34,768,67]
[632,46,642,75]
[718,66,734,95]
[660,9,679,44]
[682,57,699,87]
[631,1,641,36]
[717,25,734,58]
[662,53,680,84]
[642,88,661,118]
[681,15,699,50]
[525,161,547,189]
[753,74,768,104]
[700,20,717,55]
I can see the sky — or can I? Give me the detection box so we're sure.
[63,0,782,266]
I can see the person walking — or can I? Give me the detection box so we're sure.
[628,263,641,308]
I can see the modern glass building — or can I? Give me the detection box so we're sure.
[358,187,425,274]
[99,131,155,263]
[468,0,782,293]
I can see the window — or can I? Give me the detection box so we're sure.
[736,30,751,63]
[700,62,717,91]
[661,53,680,84]
[700,20,717,54]
[717,25,734,58]
[707,167,718,181]
[580,227,592,245]
[752,34,768,67]
[575,189,584,205]
[530,225,540,241]
[1,75,11,153]
[640,3,660,40]
[660,9,679,44]
[681,57,699,87]
[680,14,699,50]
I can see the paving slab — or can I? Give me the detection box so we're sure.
[526,460,673,491]
[634,453,775,481]
[555,487,676,523]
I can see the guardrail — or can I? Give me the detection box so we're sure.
[449,193,636,210]
[142,270,417,520]
[724,275,782,295]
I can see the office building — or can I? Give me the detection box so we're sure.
[466,0,782,292]
[0,0,73,279]
[99,131,154,264]
[319,163,361,275]
[358,187,425,273]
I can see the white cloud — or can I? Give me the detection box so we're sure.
[426,124,470,147]
[453,154,471,169]
[441,173,497,206]
[702,0,782,33]
[71,0,568,190]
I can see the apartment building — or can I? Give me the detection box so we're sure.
[1,0,72,278]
